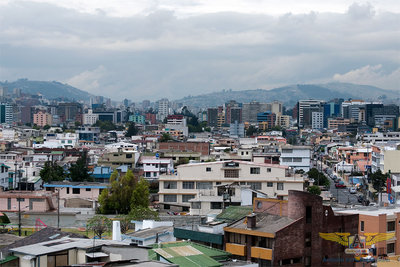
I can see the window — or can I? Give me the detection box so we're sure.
[250,167,260,174]
[153,172,157,177]
[282,158,292,162]
[267,182,273,187]
[85,188,91,192]
[306,206,312,224]
[210,202,223,209]
[182,195,195,202]
[66,187,70,194]
[228,232,246,245]
[387,221,396,232]
[305,232,312,247]
[277,182,284,190]
[361,221,365,232]
[126,154,132,159]
[224,169,239,178]
[282,149,293,153]
[145,172,151,177]
[72,188,80,194]
[387,243,395,254]
[247,182,261,190]
[163,195,177,202]
[191,202,201,209]
[293,158,302,162]
[267,168,271,172]
[196,182,213,189]
[163,181,177,189]
[164,204,170,210]
[182,181,195,189]
[206,167,212,172]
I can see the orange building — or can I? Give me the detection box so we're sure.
[336,207,400,257]
[33,111,52,127]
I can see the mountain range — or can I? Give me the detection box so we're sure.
[0,79,93,101]
[0,79,398,107]
[177,83,400,108]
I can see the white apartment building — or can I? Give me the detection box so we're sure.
[158,160,304,215]
[139,156,174,180]
[0,163,11,189]
[157,98,169,122]
[165,115,188,137]
[83,109,99,125]
[361,132,400,144]
[311,111,323,130]
[279,145,312,172]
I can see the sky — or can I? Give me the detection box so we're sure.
[0,0,399,101]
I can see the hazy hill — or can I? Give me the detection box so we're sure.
[177,83,400,108]
[0,79,92,101]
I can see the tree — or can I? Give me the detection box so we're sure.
[40,161,66,184]
[129,206,159,221]
[125,122,138,137]
[98,170,137,214]
[131,178,150,210]
[0,213,10,229]
[246,125,257,137]
[116,214,134,234]
[371,169,387,192]
[87,215,112,239]
[93,120,117,132]
[159,133,173,142]
[69,151,92,182]
[74,121,81,127]
[307,168,330,187]
[308,185,321,195]
[43,125,51,130]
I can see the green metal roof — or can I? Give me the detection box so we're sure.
[0,255,18,264]
[149,241,230,267]
[216,206,252,223]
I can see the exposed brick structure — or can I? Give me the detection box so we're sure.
[158,141,210,156]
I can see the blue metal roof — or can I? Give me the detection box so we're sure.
[43,184,107,189]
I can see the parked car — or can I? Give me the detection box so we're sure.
[349,187,357,194]
[335,182,346,188]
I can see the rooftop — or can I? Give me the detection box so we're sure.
[335,206,400,217]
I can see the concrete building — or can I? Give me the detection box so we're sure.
[229,121,245,138]
[158,160,304,215]
[139,156,174,180]
[207,108,218,127]
[82,109,99,125]
[327,118,352,129]
[0,163,11,190]
[279,145,311,172]
[157,98,169,122]
[297,100,325,129]
[0,103,13,124]
[311,111,323,130]
[165,115,188,137]
[242,101,269,123]
[33,111,53,127]
[276,114,290,129]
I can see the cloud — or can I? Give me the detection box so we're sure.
[65,65,107,94]
[333,65,400,90]
[0,1,399,101]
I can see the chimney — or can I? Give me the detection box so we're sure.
[247,214,256,229]
[112,221,122,241]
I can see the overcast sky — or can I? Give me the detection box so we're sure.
[0,0,399,101]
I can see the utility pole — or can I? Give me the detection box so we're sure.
[57,189,60,229]
[18,195,21,236]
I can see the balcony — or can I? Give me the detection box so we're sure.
[251,247,272,260]
[226,243,246,256]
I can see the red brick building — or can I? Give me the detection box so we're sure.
[158,141,210,156]
[224,190,359,266]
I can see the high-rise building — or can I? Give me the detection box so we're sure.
[311,112,323,130]
[0,103,13,124]
[157,98,169,122]
[225,100,242,124]
[57,102,82,123]
[142,100,151,110]
[297,100,325,128]
[207,108,218,127]
[270,101,283,116]
[242,101,269,123]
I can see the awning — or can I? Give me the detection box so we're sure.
[391,186,400,193]
[85,252,109,258]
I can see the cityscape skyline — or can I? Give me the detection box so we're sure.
[1,0,399,101]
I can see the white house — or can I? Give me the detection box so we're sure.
[279,145,312,172]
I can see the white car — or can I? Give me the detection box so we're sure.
[349,187,357,194]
